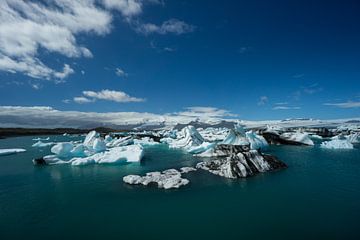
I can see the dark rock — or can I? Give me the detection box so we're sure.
[32,157,47,165]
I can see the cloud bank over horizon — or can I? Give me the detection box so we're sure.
[0,105,237,129]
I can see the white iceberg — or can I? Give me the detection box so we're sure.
[32,137,50,141]
[187,142,216,154]
[221,124,249,146]
[279,132,314,146]
[104,135,113,143]
[83,130,99,148]
[106,136,134,147]
[93,138,106,152]
[245,130,268,150]
[168,126,205,150]
[123,168,189,189]
[70,144,87,157]
[320,139,353,149]
[32,141,55,148]
[51,142,74,157]
[133,137,159,146]
[310,134,323,140]
[71,145,144,165]
[346,132,360,144]
[0,148,26,156]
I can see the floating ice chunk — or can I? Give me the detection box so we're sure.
[51,142,74,157]
[0,148,26,156]
[180,167,197,173]
[71,145,144,165]
[123,168,189,189]
[320,139,353,149]
[32,141,55,147]
[134,137,159,146]
[71,157,96,166]
[169,126,204,150]
[70,144,87,157]
[106,136,134,147]
[83,130,99,148]
[187,142,216,154]
[32,137,50,141]
[221,129,249,146]
[346,132,360,144]
[310,134,323,140]
[93,138,106,152]
[104,135,113,143]
[198,127,229,142]
[280,132,314,146]
[42,155,69,165]
[245,130,268,150]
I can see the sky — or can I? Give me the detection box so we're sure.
[0,0,359,127]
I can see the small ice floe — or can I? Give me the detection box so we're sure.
[180,167,197,173]
[32,137,50,141]
[0,148,26,156]
[32,141,55,147]
[320,139,354,149]
[123,169,189,189]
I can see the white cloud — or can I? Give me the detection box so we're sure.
[0,105,235,128]
[115,68,128,77]
[102,0,143,18]
[176,107,237,118]
[73,89,145,103]
[135,19,195,35]
[272,106,301,110]
[73,96,95,104]
[257,96,268,106]
[0,0,194,81]
[324,101,360,108]
[0,0,111,80]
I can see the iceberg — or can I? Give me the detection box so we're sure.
[196,147,287,178]
[245,130,268,150]
[123,168,189,189]
[187,142,216,154]
[221,123,249,146]
[106,136,134,147]
[0,148,26,156]
[104,135,113,143]
[346,132,360,144]
[51,142,74,157]
[279,132,314,146]
[320,139,353,149]
[93,138,106,152]
[168,126,205,150]
[83,130,99,148]
[32,141,55,147]
[133,137,159,146]
[70,144,87,157]
[32,137,50,141]
[71,145,144,165]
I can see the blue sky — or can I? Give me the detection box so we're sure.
[0,0,359,122]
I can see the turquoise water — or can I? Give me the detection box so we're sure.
[0,135,359,240]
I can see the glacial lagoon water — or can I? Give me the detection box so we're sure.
[0,135,359,239]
